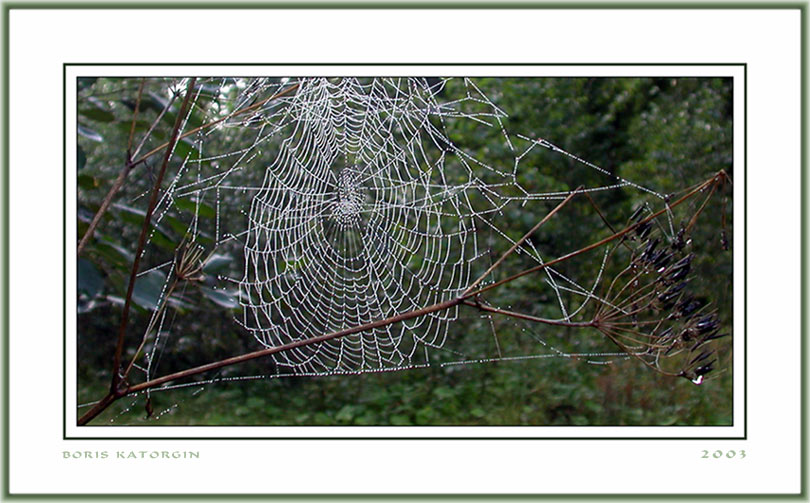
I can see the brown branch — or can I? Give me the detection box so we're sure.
[461,300,596,328]
[110,78,197,394]
[685,182,718,234]
[129,82,301,169]
[468,176,718,299]
[132,93,177,160]
[463,186,582,295]
[127,79,146,153]
[76,392,118,427]
[77,82,173,256]
[77,162,133,256]
[78,171,723,425]
[77,81,299,256]
[122,278,179,380]
[77,79,147,257]
[78,296,464,425]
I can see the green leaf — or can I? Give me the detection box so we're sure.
[148,91,172,112]
[77,77,97,91]
[199,287,239,309]
[78,124,103,142]
[390,414,412,426]
[163,215,190,236]
[79,107,115,123]
[120,98,156,113]
[77,258,104,298]
[335,405,355,422]
[77,146,86,171]
[113,203,146,226]
[132,270,168,311]
[245,397,266,409]
[111,204,175,247]
[173,197,215,219]
[77,174,99,190]
[166,294,196,313]
[114,120,151,136]
[415,407,436,424]
[433,386,455,400]
[94,237,134,268]
[173,139,201,162]
[202,254,231,274]
[150,229,177,251]
[120,98,138,111]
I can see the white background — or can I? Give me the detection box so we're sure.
[7,7,801,496]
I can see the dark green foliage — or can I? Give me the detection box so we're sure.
[77,77,733,426]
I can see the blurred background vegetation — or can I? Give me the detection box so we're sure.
[77,76,733,426]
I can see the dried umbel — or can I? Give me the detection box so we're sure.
[77,76,732,425]
[590,206,729,385]
[173,239,209,283]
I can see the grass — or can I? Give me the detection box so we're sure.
[78,353,732,427]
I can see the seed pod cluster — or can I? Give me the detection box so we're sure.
[600,212,729,385]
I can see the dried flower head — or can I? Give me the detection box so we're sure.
[589,215,729,385]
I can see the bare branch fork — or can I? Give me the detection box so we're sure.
[109,77,198,397]
[78,172,726,426]
[77,81,301,256]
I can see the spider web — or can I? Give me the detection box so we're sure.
[124,77,684,396]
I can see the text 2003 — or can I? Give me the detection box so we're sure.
[702,450,746,459]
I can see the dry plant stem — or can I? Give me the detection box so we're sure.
[77,82,297,255]
[122,279,179,379]
[461,300,595,328]
[110,78,197,394]
[127,79,146,153]
[129,82,301,169]
[463,187,583,295]
[132,94,177,160]
[77,163,134,256]
[584,191,618,236]
[685,182,718,234]
[77,81,169,256]
[77,296,463,425]
[77,172,723,425]
[468,176,717,299]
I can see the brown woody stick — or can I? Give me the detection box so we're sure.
[467,176,716,299]
[128,82,301,169]
[78,172,723,426]
[77,79,146,257]
[77,81,300,256]
[110,78,197,394]
[463,187,582,295]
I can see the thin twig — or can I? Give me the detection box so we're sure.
[77,82,173,256]
[468,176,717,299]
[78,171,723,425]
[78,296,464,425]
[77,81,297,255]
[77,165,133,256]
[128,82,301,169]
[461,300,595,328]
[110,78,197,394]
[464,186,582,295]
[127,79,146,154]
[122,278,178,380]
[132,93,177,161]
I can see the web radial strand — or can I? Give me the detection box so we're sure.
[235,78,487,373]
[209,76,669,376]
